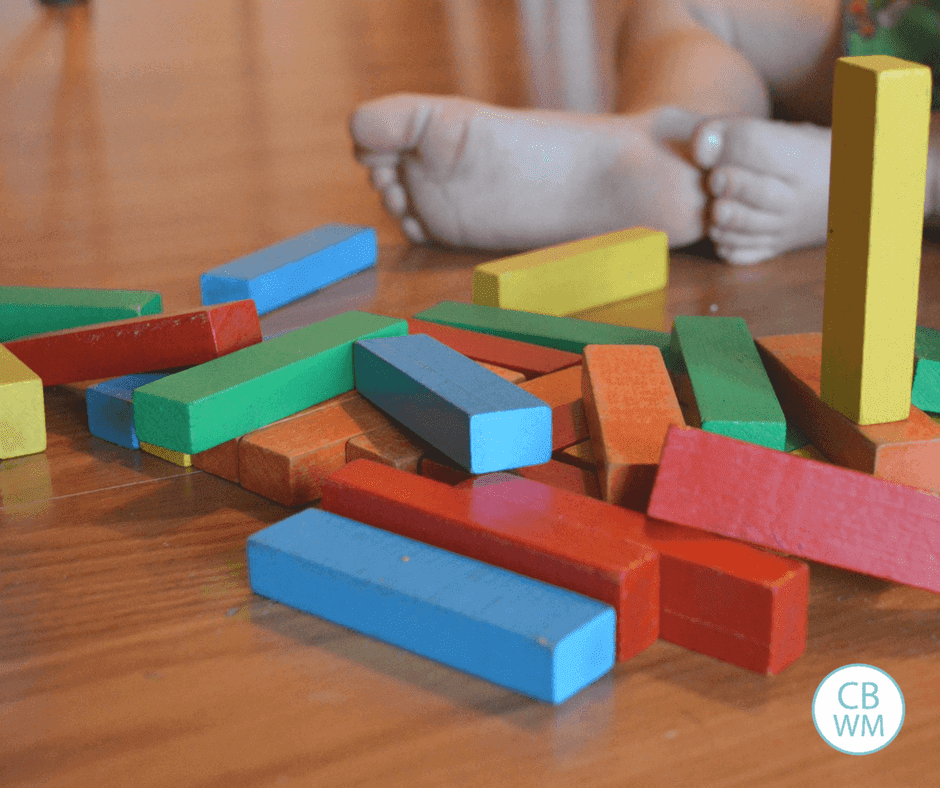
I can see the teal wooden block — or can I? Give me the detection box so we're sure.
[783,423,812,453]
[414,301,672,362]
[354,334,551,473]
[669,316,786,450]
[913,326,940,414]
[247,508,616,704]
[200,224,376,315]
[133,311,407,454]
[0,286,162,342]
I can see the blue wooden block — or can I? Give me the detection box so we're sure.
[86,373,171,449]
[353,333,552,473]
[247,508,616,704]
[200,224,377,315]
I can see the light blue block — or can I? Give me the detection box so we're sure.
[86,373,170,449]
[353,333,552,473]
[200,224,377,315]
[247,508,615,704]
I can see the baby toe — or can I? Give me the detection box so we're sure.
[711,198,785,235]
[401,216,427,244]
[692,119,726,169]
[383,183,409,217]
[709,226,780,249]
[715,244,778,266]
[371,166,399,190]
[711,166,792,212]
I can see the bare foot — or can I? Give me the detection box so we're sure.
[693,117,833,265]
[350,94,707,250]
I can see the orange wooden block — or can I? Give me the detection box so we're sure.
[582,345,685,511]
[346,422,427,473]
[514,459,600,498]
[554,438,595,470]
[192,390,360,484]
[519,365,586,450]
[239,393,387,505]
[756,333,940,493]
[475,361,526,384]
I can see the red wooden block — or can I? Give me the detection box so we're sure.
[4,300,262,386]
[756,333,940,494]
[406,318,581,378]
[648,425,940,593]
[239,393,388,506]
[519,365,586,450]
[582,344,685,511]
[455,473,808,675]
[321,460,660,662]
[514,459,600,498]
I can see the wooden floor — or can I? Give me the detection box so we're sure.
[2,2,940,786]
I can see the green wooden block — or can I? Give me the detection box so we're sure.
[0,286,162,341]
[669,316,786,450]
[414,301,672,361]
[783,423,811,453]
[133,311,407,454]
[913,326,940,414]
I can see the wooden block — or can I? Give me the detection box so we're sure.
[192,391,361,484]
[518,365,586,450]
[582,345,685,510]
[247,506,616,704]
[514,459,601,498]
[790,444,830,462]
[912,326,940,413]
[0,346,46,459]
[0,285,161,342]
[239,392,389,506]
[554,439,595,470]
[756,333,940,493]
[472,227,668,316]
[201,224,376,316]
[406,317,580,378]
[133,311,406,454]
[345,423,427,473]
[474,361,526,384]
[648,425,940,592]
[820,56,931,424]
[321,460,657,662]
[86,373,170,450]
[669,316,786,450]
[354,334,551,473]
[140,441,193,467]
[414,301,672,358]
[4,301,261,387]
[419,453,476,485]
[454,472,808,675]
[784,423,812,452]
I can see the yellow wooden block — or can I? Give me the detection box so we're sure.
[0,346,46,459]
[820,56,931,424]
[472,227,668,316]
[141,441,193,467]
[789,444,830,463]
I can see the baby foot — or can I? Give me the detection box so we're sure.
[350,94,707,250]
[693,117,833,265]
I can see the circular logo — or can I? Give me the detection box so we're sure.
[812,664,905,755]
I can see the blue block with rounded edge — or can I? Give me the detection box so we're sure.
[200,224,377,315]
[353,333,552,473]
[247,508,615,704]
[86,372,171,449]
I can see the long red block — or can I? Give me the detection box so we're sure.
[456,473,808,675]
[239,393,388,506]
[406,318,581,378]
[321,460,659,662]
[4,301,262,386]
[519,365,586,450]
[582,345,685,511]
[648,425,940,593]
[756,333,940,493]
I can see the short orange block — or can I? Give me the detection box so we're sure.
[519,365,586,450]
[346,423,426,473]
[515,460,600,498]
[582,345,685,511]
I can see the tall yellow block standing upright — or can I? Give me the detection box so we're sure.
[820,56,931,424]
[0,345,46,459]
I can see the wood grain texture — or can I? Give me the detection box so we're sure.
[321,460,658,662]
[406,317,581,378]
[345,422,427,473]
[648,425,940,593]
[4,300,262,386]
[581,344,685,510]
[756,332,940,493]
